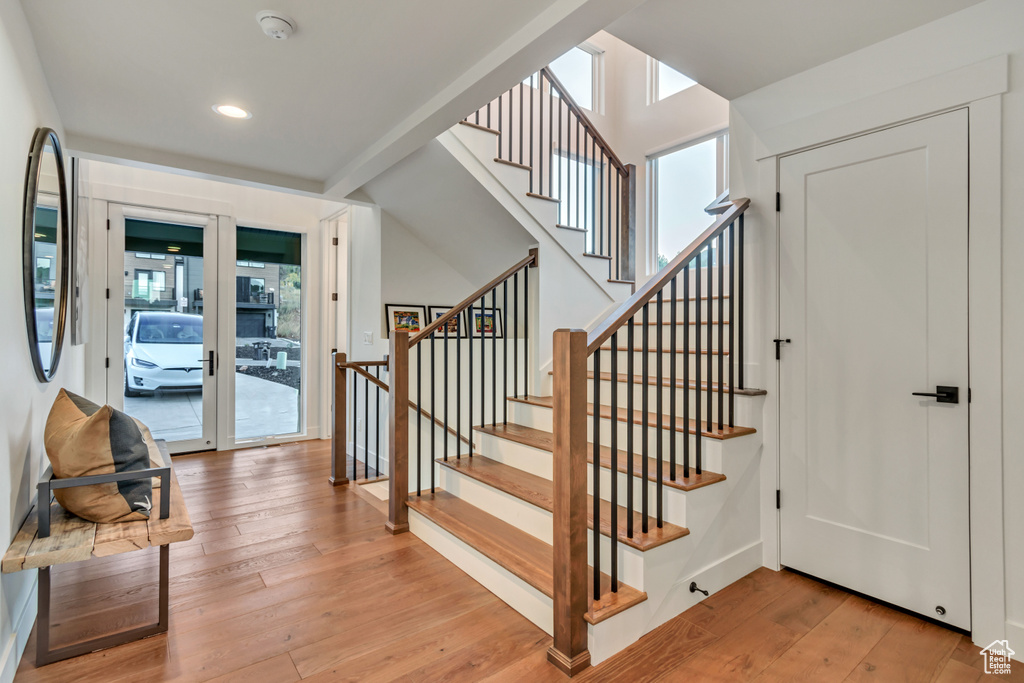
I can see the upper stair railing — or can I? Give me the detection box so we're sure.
[548,199,752,671]
[464,67,635,283]
[385,250,538,533]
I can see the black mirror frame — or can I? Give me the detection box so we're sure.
[23,127,70,383]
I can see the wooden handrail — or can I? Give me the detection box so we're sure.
[587,199,750,355]
[540,67,628,177]
[704,190,732,215]
[409,249,537,346]
[346,363,389,392]
[344,359,388,368]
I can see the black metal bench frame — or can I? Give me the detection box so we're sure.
[34,452,173,666]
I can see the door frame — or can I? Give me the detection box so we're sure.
[748,57,1006,647]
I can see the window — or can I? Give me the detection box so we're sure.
[249,278,265,300]
[649,58,697,103]
[528,43,603,112]
[650,132,728,271]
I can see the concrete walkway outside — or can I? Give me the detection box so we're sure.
[123,372,299,443]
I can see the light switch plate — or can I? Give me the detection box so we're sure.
[363,332,373,345]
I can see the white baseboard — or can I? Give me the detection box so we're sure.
[1006,620,1024,664]
[0,575,38,683]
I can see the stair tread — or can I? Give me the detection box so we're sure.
[438,455,689,550]
[494,157,531,171]
[644,320,729,325]
[475,423,726,492]
[508,396,756,440]
[608,278,635,285]
[550,371,767,397]
[458,120,500,135]
[525,192,559,203]
[603,346,729,355]
[406,490,647,624]
[556,223,587,233]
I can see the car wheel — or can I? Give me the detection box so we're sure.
[124,363,141,397]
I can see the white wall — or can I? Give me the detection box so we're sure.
[0,1,83,680]
[729,0,1022,651]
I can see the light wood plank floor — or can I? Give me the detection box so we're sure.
[14,440,1019,682]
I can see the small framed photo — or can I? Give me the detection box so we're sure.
[385,304,427,337]
[428,306,464,338]
[469,307,503,339]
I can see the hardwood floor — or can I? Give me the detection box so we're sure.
[15,440,1018,682]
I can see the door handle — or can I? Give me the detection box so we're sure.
[773,338,791,360]
[912,385,959,404]
[198,350,215,376]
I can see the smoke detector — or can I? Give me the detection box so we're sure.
[256,11,296,40]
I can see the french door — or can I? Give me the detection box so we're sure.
[778,110,970,629]
[106,205,219,453]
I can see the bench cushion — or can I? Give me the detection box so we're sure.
[44,389,153,523]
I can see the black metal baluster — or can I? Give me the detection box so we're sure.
[375,367,381,477]
[519,83,524,166]
[599,150,605,263]
[717,232,725,433]
[480,295,486,430]
[576,119,581,234]
[549,79,554,198]
[497,93,503,159]
[706,245,714,441]
[444,322,449,462]
[656,289,663,528]
[513,272,519,398]
[728,224,736,428]
[610,331,619,592]
[457,309,462,459]
[556,95,562,207]
[468,303,474,456]
[508,87,514,160]
[593,349,602,602]
[616,174,621,279]
[695,254,702,475]
[529,77,534,193]
[416,346,422,494]
[683,266,690,478]
[670,277,677,482]
[491,288,497,427]
[364,370,369,481]
[503,280,508,425]
[350,368,356,483]
[430,337,436,493]
[524,267,529,397]
[641,303,649,534]
[738,213,745,389]
[626,317,635,539]
[487,101,491,130]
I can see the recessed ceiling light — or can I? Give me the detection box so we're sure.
[213,104,252,119]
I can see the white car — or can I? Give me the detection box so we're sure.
[124,312,204,396]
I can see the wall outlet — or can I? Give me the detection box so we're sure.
[363,331,373,345]
[357,417,364,433]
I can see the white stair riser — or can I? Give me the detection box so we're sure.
[509,401,726,472]
[588,461,688,527]
[587,380,760,426]
[593,350,734,378]
[599,323,731,349]
[438,464,648,588]
[408,510,554,635]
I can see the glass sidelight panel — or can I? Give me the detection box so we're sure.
[234,226,303,440]
[120,220,208,444]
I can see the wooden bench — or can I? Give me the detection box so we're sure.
[1,440,193,665]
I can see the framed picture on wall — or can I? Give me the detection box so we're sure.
[469,307,503,339]
[385,304,427,338]
[428,306,464,338]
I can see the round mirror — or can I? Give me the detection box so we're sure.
[23,127,69,382]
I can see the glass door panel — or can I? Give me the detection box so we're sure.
[234,226,303,441]
[108,207,218,453]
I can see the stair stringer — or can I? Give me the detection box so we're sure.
[587,396,765,664]
[439,125,632,301]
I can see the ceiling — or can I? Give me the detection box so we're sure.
[20,0,644,198]
[607,0,985,100]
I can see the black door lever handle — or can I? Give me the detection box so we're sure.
[912,386,958,404]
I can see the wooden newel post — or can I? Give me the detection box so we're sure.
[620,163,636,283]
[330,352,349,486]
[548,328,591,676]
[386,331,410,535]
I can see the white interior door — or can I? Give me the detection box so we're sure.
[778,109,970,629]
[106,204,219,454]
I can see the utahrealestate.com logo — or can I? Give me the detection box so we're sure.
[980,640,1014,675]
